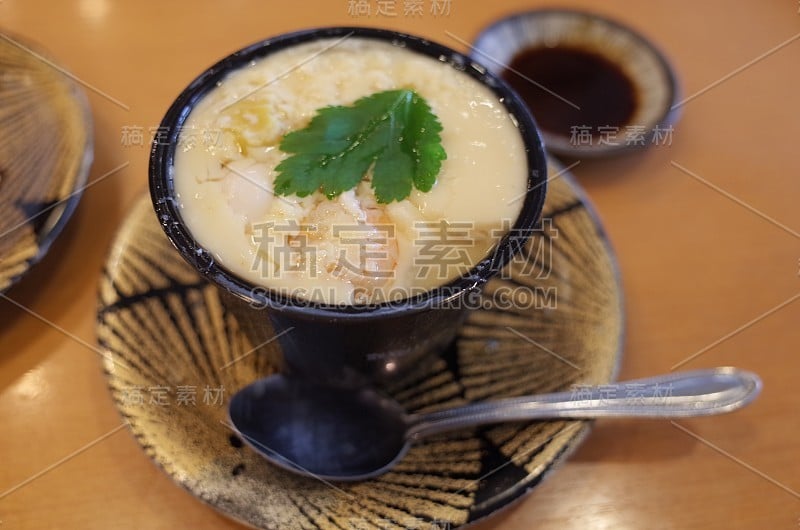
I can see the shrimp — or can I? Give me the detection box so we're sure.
[293,190,398,301]
[220,158,274,225]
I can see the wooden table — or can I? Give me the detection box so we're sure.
[1,1,798,528]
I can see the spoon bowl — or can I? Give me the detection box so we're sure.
[229,377,409,480]
[228,367,761,481]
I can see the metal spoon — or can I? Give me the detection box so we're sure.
[228,367,761,482]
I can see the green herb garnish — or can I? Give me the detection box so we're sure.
[274,89,446,204]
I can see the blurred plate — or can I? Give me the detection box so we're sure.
[0,32,93,292]
[471,9,680,157]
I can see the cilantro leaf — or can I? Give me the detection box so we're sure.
[274,89,446,203]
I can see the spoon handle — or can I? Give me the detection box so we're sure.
[407,367,761,439]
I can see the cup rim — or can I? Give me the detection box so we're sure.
[149,26,548,320]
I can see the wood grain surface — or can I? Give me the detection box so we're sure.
[1,1,799,529]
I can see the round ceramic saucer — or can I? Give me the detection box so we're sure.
[97,160,622,529]
[471,9,679,157]
[0,32,93,292]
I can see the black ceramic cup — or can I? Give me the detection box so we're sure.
[149,27,547,388]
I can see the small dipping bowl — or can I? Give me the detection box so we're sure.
[471,9,680,157]
[150,27,548,388]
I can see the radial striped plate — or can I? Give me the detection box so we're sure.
[97,159,622,529]
[0,32,93,293]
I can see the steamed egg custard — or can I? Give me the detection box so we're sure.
[174,38,528,304]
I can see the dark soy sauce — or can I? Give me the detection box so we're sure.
[502,46,638,138]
